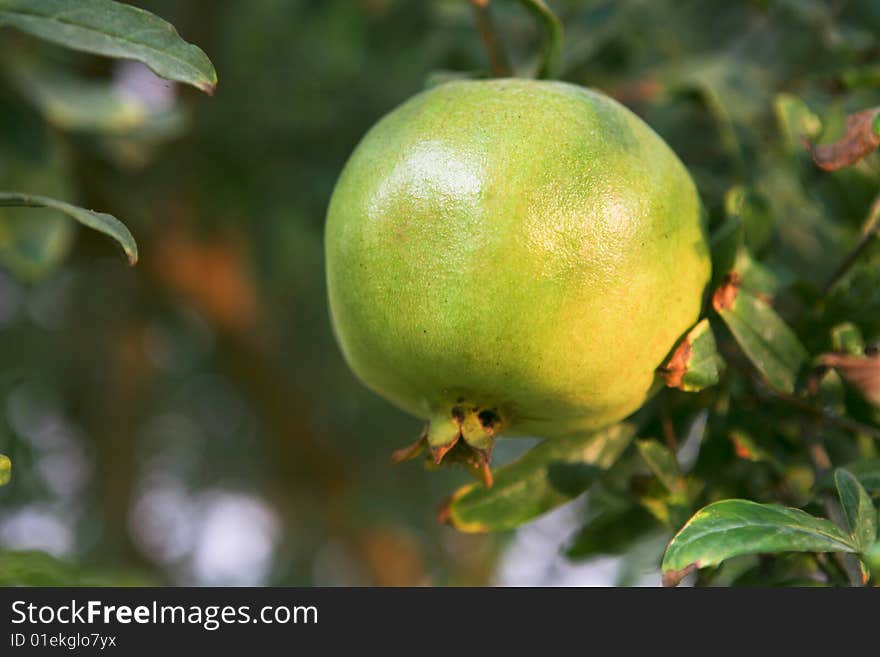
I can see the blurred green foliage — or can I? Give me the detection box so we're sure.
[1,0,880,586]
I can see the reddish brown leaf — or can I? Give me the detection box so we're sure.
[431,435,460,465]
[731,435,754,460]
[390,430,428,464]
[661,562,698,587]
[661,336,692,388]
[819,352,880,406]
[803,108,880,171]
[712,272,742,312]
[436,498,454,526]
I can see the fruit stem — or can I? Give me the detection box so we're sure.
[468,1,512,77]
[516,0,563,79]
[391,405,500,487]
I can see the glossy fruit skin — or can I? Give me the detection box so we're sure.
[326,78,710,441]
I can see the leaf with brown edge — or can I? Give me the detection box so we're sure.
[660,319,721,392]
[713,278,807,394]
[774,93,821,151]
[390,429,427,465]
[661,499,859,587]
[661,563,697,588]
[803,107,880,171]
[712,271,741,311]
[819,352,880,406]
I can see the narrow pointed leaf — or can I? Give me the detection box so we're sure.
[660,319,721,392]
[774,93,821,151]
[0,192,137,265]
[835,468,877,551]
[0,454,10,485]
[444,423,636,533]
[662,499,858,586]
[636,439,682,494]
[725,185,773,253]
[713,276,807,393]
[0,0,217,94]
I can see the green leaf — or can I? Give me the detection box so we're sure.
[729,430,784,473]
[565,505,658,559]
[733,249,786,300]
[837,459,880,495]
[0,192,137,265]
[835,468,878,551]
[831,323,865,356]
[0,102,75,279]
[660,318,721,392]
[8,59,186,136]
[713,283,808,393]
[710,214,743,290]
[725,185,773,253]
[444,423,636,533]
[662,499,858,586]
[636,439,682,494]
[866,541,880,582]
[0,550,152,586]
[0,551,89,586]
[774,93,821,151]
[840,64,880,90]
[0,454,10,485]
[0,0,217,94]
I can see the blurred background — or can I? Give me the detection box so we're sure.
[1,0,879,586]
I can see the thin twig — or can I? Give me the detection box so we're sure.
[760,385,880,441]
[468,0,511,77]
[824,192,880,295]
[725,357,880,440]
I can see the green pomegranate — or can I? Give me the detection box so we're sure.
[326,78,710,474]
